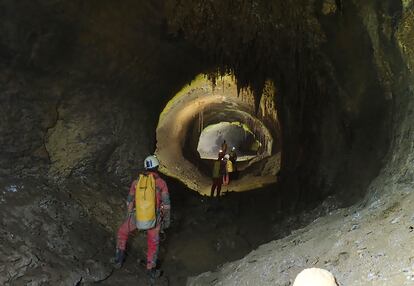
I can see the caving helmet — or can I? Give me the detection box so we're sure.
[232,147,236,151]
[144,155,159,170]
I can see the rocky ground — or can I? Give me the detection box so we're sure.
[0,177,114,285]
[100,179,292,286]
[4,170,414,286]
[0,174,293,286]
[0,169,351,286]
[188,180,414,286]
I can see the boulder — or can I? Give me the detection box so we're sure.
[293,268,337,286]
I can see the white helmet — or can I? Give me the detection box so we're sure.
[144,155,159,170]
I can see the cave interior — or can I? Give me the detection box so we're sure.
[1,0,414,285]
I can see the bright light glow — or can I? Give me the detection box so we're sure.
[197,121,259,160]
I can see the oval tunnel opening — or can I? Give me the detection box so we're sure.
[197,121,259,161]
[155,73,281,195]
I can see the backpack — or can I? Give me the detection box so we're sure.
[135,173,157,230]
[226,160,233,173]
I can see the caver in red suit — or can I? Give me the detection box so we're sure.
[114,155,171,278]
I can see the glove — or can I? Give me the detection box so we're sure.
[126,204,134,218]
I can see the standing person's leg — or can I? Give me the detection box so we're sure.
[217,179,222,197]
[117,216,137,250]
[223,173,229,185]
[115,216,137,267]
[146,224,161,270]
[211,179,218,197]
[232,160,238,180]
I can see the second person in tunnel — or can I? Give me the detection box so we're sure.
[223,154,233,185]
[211,151,226,197]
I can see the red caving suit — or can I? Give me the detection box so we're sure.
[116,171,171,270]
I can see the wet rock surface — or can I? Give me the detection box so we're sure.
[0,71,57,177]
[0,178,114,285]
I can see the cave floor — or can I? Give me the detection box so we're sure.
[0,176,287,285]
[157,154,280,197]
[100,180,289,286]
[2,175,414,285]
[189,183,414,286]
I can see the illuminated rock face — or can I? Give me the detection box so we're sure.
[396,3,414,72]
[155,75,279,194]
[196,122,258,159]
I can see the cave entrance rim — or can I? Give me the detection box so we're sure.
[155,73,280,195]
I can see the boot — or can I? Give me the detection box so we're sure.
[114,249,125,269]
[138,258,147,268]
[147,268,162,281]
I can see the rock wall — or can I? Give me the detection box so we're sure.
[367,1,414,199]
[0,0,204,182]
[0,72,57,177]
[164,0,406,206]
[44,85,155,182]
[0,70,156,182]
[0,0,403,206]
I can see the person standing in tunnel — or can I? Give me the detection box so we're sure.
[211,151,226,197]
[114,155,171,280]
[223,154,233,185]
[229,147,238,180]
[221,140,228,154]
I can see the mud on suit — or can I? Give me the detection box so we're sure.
[116,171,171,270]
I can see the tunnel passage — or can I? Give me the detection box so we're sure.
[196,121,259,160]
[155,74,281,195]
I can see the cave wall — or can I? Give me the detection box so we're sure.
[0,2,205,284]
[0,71,158,182]
[0,72,56,177]
[0,0,204,182]
[367,0,414,199]
[44,85,156,181]
[0,0,412,203]
[164,0,409,206]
